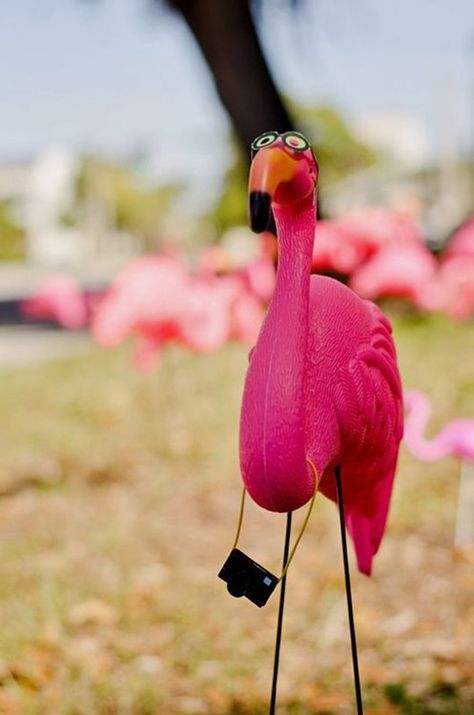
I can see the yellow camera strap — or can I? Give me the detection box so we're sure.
[231,458,320,582]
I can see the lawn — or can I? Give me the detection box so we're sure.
[0,313,473,714]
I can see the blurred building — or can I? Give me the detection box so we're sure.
[326,111,472,245]
[352,112,430,169]
[0,148,138,269]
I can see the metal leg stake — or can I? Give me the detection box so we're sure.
[269,512,292,715]
[335,466,364,715]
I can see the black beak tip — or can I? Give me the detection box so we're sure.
[249,191,271,233]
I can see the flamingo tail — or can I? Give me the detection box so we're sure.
[346,468,396,576]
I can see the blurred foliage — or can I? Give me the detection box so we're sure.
[0,200,26,261]
[74,157,181,252]
[211,142,249,235]
[210,104,378,233]
[293,103,378,185]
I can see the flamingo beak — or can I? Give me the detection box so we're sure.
[248,147,298,233]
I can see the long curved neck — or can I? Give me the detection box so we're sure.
[404,394,450,462]
[240,195,316,512]
[268,199,315,339]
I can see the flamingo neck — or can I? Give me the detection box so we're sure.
[404,393,450,462]
[240,195,317,512]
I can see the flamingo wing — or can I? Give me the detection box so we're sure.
[333,303,403,574]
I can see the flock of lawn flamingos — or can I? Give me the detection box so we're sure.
[22,207,474,349]
[21,205,474,536]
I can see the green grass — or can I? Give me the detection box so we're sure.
[0,313,473,714]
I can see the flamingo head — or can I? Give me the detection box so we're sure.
[248,131,318,233]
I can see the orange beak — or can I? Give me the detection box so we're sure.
[248,147,299,233]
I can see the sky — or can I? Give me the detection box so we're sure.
[1,0,474,197]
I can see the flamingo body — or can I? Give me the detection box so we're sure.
[240,132,403,575]
[241,268,403,576]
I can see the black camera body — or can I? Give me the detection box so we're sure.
[218,548,279,607]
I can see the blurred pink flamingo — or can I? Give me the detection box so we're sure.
[196,247,275,345]
[419,255,474,321]
[92,251,272,370]
[227,257,275,343]
[311,207,423,278]
[21,275,88,329]
[443,215,474,261]
[404,389,474,547]
[243,255,275,303]
[349,242,438,306]
[425,215,474,320]
[92,254,232,370]
[92,255,187,354]
[436,256,474,321]
[338,206,423,257]
[197,242,275,303]
[404,390,474,462]
[312,219,367,275]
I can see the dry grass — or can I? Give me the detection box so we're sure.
[0,312,473,714]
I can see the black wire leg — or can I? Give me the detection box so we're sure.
[269,512,292,715]
[335,466,364,715]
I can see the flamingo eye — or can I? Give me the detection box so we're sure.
[282,132,309,152]
[252,131,279,150]
[251,131,279,155]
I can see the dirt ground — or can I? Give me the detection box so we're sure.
[0,312,473,714]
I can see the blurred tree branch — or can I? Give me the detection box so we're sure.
[166,0,295,160]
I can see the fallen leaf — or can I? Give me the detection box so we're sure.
[67,598,119,628]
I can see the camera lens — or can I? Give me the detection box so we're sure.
[226,571,247,598]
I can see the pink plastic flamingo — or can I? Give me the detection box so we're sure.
[21,275,88,329]
[349,242,438,307]
[240,131,403,577]
[404,389,474,547]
